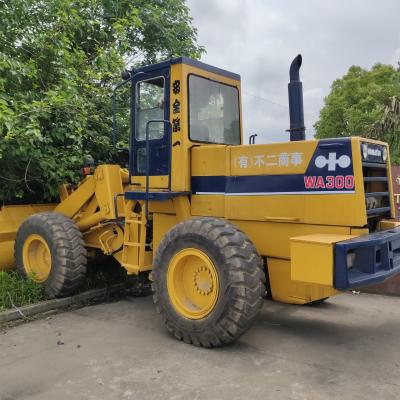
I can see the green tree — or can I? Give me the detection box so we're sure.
[0,0,203,202]
[315,63,400,162]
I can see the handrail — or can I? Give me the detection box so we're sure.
[144,119,172,226]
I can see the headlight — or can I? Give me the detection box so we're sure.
[362,143,368,160]
[382,147,388,162]
[347,251,355,269]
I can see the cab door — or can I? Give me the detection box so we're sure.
[130,68,170,188]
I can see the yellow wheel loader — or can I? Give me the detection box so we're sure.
[1,55,400,347]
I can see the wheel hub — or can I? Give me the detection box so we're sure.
[193,266,213,295]
[22,234,52,283]
[167,248,219,320]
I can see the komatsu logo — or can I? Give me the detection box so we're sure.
[304,175,354,190]
[367,147,382,157]
[315,152,351,171]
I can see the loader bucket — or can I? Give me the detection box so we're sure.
[0,204,55,271]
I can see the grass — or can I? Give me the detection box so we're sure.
[0,256,131,312]
[0,271,44,312]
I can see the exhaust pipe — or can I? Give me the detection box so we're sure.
[288,54,305,141]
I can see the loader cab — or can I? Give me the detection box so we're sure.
[127,57,242,192]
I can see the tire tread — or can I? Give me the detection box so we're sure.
[152,217,265,348]
[15,212,87,298]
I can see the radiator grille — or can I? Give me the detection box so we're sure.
[363,160,391,230]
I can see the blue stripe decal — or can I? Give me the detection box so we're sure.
[191,175,354,195]
[191,138,355,195]
[191,176,226,193]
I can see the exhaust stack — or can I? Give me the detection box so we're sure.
[288,54,305,141]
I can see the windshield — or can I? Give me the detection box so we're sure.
[189,75,240,145]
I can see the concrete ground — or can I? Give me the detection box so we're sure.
[0,293,399,400]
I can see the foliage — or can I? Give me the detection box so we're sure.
[0,271,44,311]
[0,0,203,202]
[315,64,400,162]
[83,255,128,290]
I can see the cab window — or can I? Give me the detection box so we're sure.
[189,75,240,145]
[135,77,165,141]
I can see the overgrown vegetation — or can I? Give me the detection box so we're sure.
[0,271,44,311]
[315,63,400,162]
[0,257,137,311]
[0,0,203,203]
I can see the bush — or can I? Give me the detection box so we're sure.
[0,0,203,203]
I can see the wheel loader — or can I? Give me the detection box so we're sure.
[1,55,400,347]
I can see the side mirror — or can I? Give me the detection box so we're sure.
[114,147,130,168]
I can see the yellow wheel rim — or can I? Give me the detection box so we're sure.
[22,234,52,283]
[167,248,219,320]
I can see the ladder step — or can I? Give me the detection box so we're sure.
[121,262,140,270]
[125,219,143,224]
[124,241,141,247]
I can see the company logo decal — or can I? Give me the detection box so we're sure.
[304,175,354,190]
[315,152,351,171]
[367,147,382,157]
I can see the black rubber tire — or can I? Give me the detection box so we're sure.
[152,217,266,347]
[15,212,87,298]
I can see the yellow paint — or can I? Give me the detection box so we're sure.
[55,176,95,218]
[0,242,17,270]
[80,197,99,220]
[191,195,225,218]
[58,184,70,201]
[0,204,55,243]
[121,200,152,274]
[148,200,174,214]
[230,141,317,176]
[350,227,369,236]
[378,219,400,230]
[172,196,191,221]
[167,248,219,319]
[168,61,242,193]
[219,220,351,259]
[22,234,52,283]
[190,140,367,227]
[191,145,230,177]
[290,234,355,286]
[385,146,396,219]
[170,63,188,191]
[83,224,124,254]
[93,165,124,220]
[0,204,55,271]
[75,212,103,231]
[131,175,169,189]
[267,258,338,304]
[153,213,178,253]
[1,58,399,310]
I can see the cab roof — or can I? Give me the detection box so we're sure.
[132,57,241,81]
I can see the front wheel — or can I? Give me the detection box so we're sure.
[152,217,265,347]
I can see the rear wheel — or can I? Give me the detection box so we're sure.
[152,217,265,347]
[15,212,87,298]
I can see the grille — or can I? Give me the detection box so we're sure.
[363,160,391,230]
